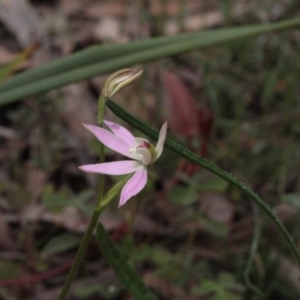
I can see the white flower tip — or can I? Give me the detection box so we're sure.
[152,121,167,163]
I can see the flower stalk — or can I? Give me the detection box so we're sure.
[58,69,144,300]
[58,175,131,300]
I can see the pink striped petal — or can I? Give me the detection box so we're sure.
[79,160,141,175]
[119,166,147,206]
[152,122,167,163]
[104,120,135,146]
[83,123,135,159]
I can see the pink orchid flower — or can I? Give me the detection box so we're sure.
[79,120,167,207]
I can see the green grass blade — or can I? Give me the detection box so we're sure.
[0,31,210,94]
[106,98,300,270]
[96,223,157,300]
[1,17,300,106]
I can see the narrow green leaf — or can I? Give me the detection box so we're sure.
[0,31,209,94]
[1,17,300,105]
[106,98,300,270]
[96,223,157,300]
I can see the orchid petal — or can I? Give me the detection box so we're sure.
[119,166,147,206]
[152,122,167,163]
[79,160,141,175]
[104,120,135,146]
[83,124,135,159]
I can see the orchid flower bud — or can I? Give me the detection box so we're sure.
[102,69,143,98]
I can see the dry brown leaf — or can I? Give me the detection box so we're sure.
[58,0,85,15]
[0,0,44,47]
[21,203,173,236]
[21,204,90,233]
[149,0,204,17]
[85,2,126,18]
[0,47,16,63]
[0,125,18,139]
[20,203,119,234]
[165,2,250,35]
[277,256,300,296]
[60,83,97,140]
[273,203,298,222]
[94,17,124,42]
[133,214,174,235]
[25,165,48,203]
[162,71,200,137]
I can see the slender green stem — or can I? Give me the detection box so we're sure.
[57,174,131,300]
[96,94,106,206]
[58,93,107,300]
[57,208,103,300]
[58,174,132,300]
[106,99,300,270]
